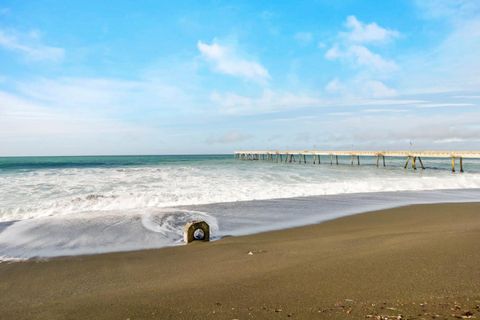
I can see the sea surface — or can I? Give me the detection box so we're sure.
[1,154,480,261]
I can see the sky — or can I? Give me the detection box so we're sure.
[0,0,480,156]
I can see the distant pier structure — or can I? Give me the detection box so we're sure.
[234,150,480,173]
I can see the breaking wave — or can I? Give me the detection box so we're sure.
[1,156,480,260]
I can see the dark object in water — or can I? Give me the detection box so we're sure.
[184,221,210,243]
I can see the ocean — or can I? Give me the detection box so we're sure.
[1,154,480,261]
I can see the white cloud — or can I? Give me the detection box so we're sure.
[398,15,480,94]
[211,89,323,115]
[0,29,64,62]
[325,45,341,60]
[308,111,480,149]
[325,16,398,73]
[362,108,406,113]
[0,90,163,156]
[416,103,475,108]
[362,80,397,98]
[328,112,353,117]
[325,16,399,87]
[324,16,399,100]
[433,138,467,144]
[325,78,344,94]
[197,40,270,83]
[206,131,252,144]
[343,15,399,44]
[325,77,396,99]
[15,77,185,112]
[294,32,313,45]
[414,0,480,20]
[325,44,398,73]
[211,84,407,115]
[391,2,480,96]
[348,45,398,72]
[454,95,480,99]
[0,74,199,155]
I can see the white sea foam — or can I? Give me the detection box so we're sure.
[1,159,480,260]
[0,208,218,260]
[1,162,480,222]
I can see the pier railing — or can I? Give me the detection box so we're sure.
[234,150,480,173]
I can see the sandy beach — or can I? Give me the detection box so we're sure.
[3,0,480,318]
[1,202,479,319]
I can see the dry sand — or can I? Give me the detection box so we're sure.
[0,202,479,319]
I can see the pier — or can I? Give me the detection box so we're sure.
[234,150,480,173]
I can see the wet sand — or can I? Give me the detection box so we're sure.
[1,202,479,319]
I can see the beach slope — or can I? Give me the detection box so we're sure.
[1,203,479,319]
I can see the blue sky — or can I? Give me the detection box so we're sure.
[1,0,479,155]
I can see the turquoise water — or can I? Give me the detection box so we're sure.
[0,154,231,171]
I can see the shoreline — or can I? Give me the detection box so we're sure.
[1,202,480,319]
[3,198,480,264]
[182,187,480,234]
[2,188,480,261]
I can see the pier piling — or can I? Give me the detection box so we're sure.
[404,156,410,169]
[418,157,425,170]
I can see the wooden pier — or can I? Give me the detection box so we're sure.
[234,150,480,173]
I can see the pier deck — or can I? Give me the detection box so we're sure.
[234,150,480,172]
